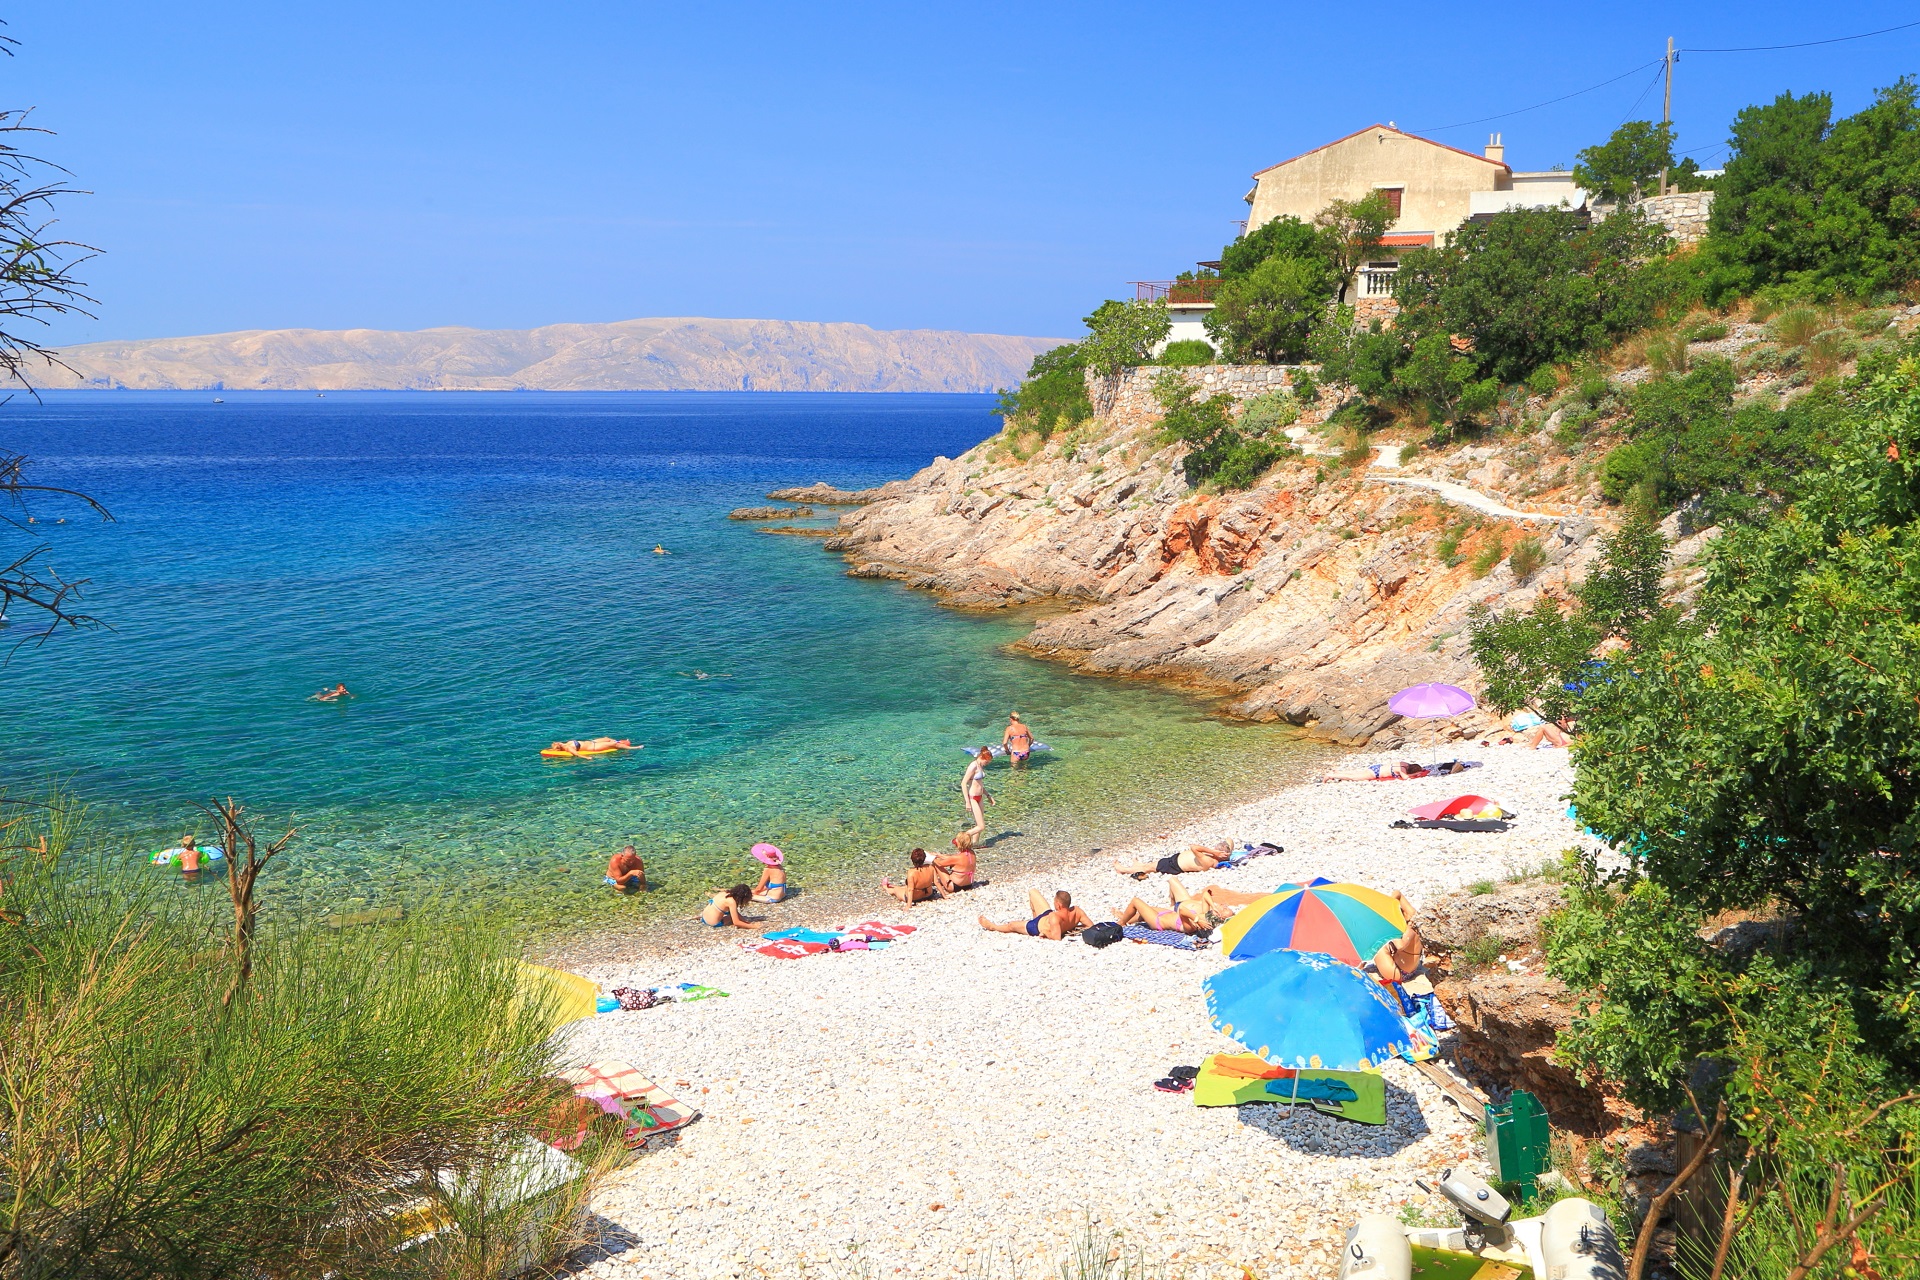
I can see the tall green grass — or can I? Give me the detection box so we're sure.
[0,797,600,1280]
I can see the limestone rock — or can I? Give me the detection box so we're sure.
[729,505,814,520]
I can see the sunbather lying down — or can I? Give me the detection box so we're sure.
[1113,892,1212,935]
[1321,761,1426,782]
[1113,840,1229,879]
[1169,876,1263,914]
[980,889,1091,939]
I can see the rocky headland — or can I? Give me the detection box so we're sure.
[34,317,1066,393]
[785,363,1709,745]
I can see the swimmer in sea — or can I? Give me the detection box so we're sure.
[310,683,352,702]
[653,545,670,555]
[606,845,646,892]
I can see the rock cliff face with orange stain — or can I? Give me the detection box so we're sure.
[807,406,1636,745]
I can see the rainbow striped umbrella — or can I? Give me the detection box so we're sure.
[1217,881,1406,965]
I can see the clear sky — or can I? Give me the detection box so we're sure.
[11,2,1919,344]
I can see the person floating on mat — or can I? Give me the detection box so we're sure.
[979,889,1091,939]
[933,832,976,893]
[606,844,647,892]
[1112,840,1229,880]
[1001,712,1036,766]
[880,849,940,907]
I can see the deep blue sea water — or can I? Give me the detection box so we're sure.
[0,392,1318,935]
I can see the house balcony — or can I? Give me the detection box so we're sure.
[1133,278,1224,304]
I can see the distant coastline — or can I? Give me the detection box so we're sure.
[32,316,1067,394]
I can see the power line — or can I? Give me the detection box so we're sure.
[1409,59,1662,133]
[1688,17,1920,54]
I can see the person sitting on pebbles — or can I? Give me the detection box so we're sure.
[979,889,1091,939]
[933,831,977,893]
[1112,840,1230,880]
[881,849,940,907]
[699,885,761,929]
[1367,890,1426,982]
[750,843,788,903]
[1113,891,1213,935]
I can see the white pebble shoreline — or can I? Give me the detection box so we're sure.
[561,745,1585,1279]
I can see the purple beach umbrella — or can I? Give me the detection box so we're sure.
[1388,683,1476,768]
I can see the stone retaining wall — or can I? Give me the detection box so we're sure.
[1637,191,1715,245]
[1087,364,1320,430]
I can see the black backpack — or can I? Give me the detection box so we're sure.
[1083,921,1124,948]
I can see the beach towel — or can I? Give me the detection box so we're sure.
[847,921,916,940]
[764,928,844,945]
[556,1060,700,1146]
[1191,1055,1387,1124]
[1122,924,1200,950]
[675,983,729,1000]
[754,940,829,959]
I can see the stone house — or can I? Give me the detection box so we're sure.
[1137,125,1591,351]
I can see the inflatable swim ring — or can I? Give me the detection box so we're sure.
[150,845,225,866]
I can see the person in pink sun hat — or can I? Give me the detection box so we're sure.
[750,842,789,903]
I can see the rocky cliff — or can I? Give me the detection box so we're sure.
[792,356,1755,745]
[33,318,1065,393]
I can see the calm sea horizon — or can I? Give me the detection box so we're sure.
[0,390,1323,939]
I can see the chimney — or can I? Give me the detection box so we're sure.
[1484,132,1505,163]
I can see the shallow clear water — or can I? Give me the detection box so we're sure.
[1,392,1321,936]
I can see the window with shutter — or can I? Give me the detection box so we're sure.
[1376,187,1403,218]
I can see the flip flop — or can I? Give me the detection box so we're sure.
[1153,1077,1188,1093]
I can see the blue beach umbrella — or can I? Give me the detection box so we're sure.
[1203,948,1426,1071]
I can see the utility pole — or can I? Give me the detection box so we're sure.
[1659,36,1676,195]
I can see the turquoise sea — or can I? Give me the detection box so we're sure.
[0,392,1321,939]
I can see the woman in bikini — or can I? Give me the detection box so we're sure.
[699,885,760,929]
[1113,893,1212,934]
[933,832,976,893]
[881,849,940,906]
[751,845,787,902]
[978,889,1090,939]
[960,748,993,837]
[1368,890,1425,982]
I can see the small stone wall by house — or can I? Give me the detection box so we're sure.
[1637,191,1715,246]
[1353,295,1400,327]
[1087,364,1317,431]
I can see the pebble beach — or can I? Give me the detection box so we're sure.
[563,745,1586,1280]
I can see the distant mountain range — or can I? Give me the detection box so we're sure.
[32,317,1066,393]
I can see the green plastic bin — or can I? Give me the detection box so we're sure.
[1485,1088,1551,1185]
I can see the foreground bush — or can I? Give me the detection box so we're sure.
[0,808,588,1280]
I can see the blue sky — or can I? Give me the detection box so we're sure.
[12,2,1919,344]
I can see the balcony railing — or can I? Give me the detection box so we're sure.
[1131,278,1224,304]
[1361,268,1399,298]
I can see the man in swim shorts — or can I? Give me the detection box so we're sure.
[978,889,1090,939]
[1002,712,1035,766]
[606,845,646,892]
[1111,842,1229,879]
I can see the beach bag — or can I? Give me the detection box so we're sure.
[1083,921,1124,948]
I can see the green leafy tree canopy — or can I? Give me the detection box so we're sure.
[1573,120,1675,202]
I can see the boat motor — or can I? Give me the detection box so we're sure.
[1413,1167,1515,1252]
[1337,1214,1412,1280]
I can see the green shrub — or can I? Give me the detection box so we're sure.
[1806,327,1862,374]
[1153,373,1285,489]
[1680,318,1730,342]
[1526,365,1560,397]
[1646,333,1689,375]
[1156,338,1215,367]
[993,343,1091,437]
[1848,306,1896,334]
[1577,374,1610,406]
[1507,537,1546,579]
[0,809,589,1280]
[1454,932,1507,970]
[1205,254,1335,363]
[1289,368,1319,405]
[1238,390,1300,436]
[1769,305,1825,348]
[1435,520,1474,566]
[1469,535,1507,578]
